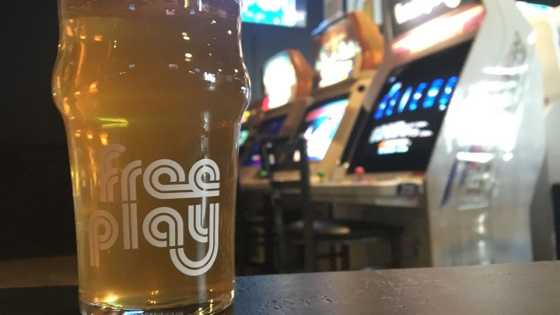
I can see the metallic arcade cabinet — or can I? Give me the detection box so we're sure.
[313,0,546,267]
[518,2,560,261]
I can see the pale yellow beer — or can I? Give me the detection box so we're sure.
[52,0,249,313]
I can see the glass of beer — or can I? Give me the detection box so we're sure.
[52,0,250,313]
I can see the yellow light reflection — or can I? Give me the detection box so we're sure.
[89,82,99,94]
[94,35,104,42]
[241,111,251,124]
[103,293,119,304]
[98,117,129,129]
[86,132,94,140]
[63,97,71,115]
[99,133,109,146]
[65,26,74,37]
[147,289,160,305]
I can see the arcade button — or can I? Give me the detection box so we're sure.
[354,166,366,182]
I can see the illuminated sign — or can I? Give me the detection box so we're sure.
[389,0,479,38]
[242,0,307,27]
[395,0,461,25]
[392,5,484,55]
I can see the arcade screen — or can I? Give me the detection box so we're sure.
[348,40,473,173]
[300,96,350,161]
[241,0,307,27]
[315,18,362,88]
[263,51,297,110]
[242,116,287,167]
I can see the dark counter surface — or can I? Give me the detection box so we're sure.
[1,258,560,314]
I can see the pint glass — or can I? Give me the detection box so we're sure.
[52,0,250,313]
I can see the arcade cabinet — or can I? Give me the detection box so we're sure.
[313,0,546,267]
[302,11,385,180]
[518,2,560,261]
[239,49,314,188]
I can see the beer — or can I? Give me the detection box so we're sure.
[52,1,249,313]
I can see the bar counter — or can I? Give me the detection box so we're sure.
[1,258,560,314]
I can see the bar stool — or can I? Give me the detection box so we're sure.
[261,136,403,272]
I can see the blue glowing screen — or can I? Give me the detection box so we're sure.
[348,41,473,173]
[374,76,459,121]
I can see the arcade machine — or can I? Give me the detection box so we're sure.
[312,0,547,267]
[239,100,265,150]
[239,49,314,188]
[553,5,560,261]
[300,11,384,180]
[517,2,560,260]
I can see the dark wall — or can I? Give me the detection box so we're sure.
[3,1,75,260]
[1,1,322,260]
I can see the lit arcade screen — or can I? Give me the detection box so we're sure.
[348,41,472,173]
[241,0,307,27]
[263,51,297,110]
[315,19,362,88]
[300,96,350,161]
[242,116,287,167]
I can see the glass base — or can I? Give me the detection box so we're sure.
[80,297,234,315]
